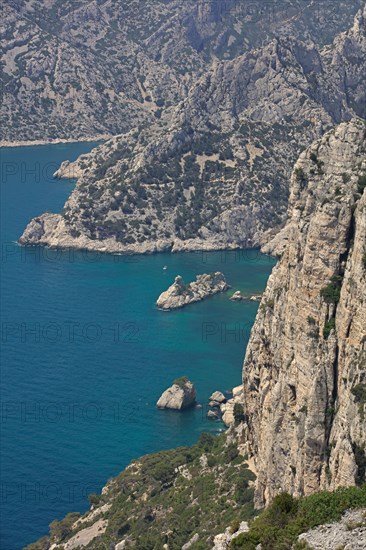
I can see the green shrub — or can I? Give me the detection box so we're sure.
[49,512,80,542]
[295,167,306,183]
[323,318,336,338]
[320,275,343,304]
[234,403,246,425]
[88,493,101,507]
[198,432,216,451]
[357,174,366,194]
[352,443,366,486]
[351,384,366,404]
[173,376,190,388]
[225,443,239,463]
[310,153,318,163]
[351,383,366,420]
[231,486,366,549]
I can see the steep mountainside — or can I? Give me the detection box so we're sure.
[19,7,366,253]
[240,118,366,507]
[1,0,363,141]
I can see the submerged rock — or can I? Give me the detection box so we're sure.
[230,291,262,302]
[156,272,229,310]
[156,377,196,410]
[230,291,243,301]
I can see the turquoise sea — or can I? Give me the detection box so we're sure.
[0,143,275,549]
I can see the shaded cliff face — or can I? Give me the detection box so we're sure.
[241,119,366,507]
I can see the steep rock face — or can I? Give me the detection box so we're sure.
[18,9,366,253]
[241,119,366,507]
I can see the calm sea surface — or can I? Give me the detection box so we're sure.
[0,143,275,549]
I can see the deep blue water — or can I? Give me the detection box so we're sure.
[0,143,275,550]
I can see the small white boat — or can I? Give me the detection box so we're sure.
[163,266,167,270]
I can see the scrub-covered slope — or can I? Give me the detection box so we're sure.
[19,8,366,253]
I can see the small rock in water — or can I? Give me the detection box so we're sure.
[230,290,243,301]
[209,391,227,404]
[156,272,229,310]
[156,377,196,410]
[230,290,262,302]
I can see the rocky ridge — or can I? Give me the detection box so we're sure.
[2,1,363,142]
[239,118,366,507]
[156,272,229,310]
[18,8,366,253]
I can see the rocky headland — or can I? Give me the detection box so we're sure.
[156,272,229,310]
[17,8,366,255]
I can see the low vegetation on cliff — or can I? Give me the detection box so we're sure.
[25,433,256,549]
[230,485,366,549]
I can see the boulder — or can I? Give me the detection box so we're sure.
[222,399,235,427]
[207,410,220,420]
[156,272,229,310]
[211,521,250,549]
[229,291,262,302]
[157,377,196,410]
[230,291,243,301]
[209,391,226,404]
[182,534,199,549]
[232,385,243,398]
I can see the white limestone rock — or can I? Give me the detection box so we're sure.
[156,377,196,410]
[211,521,249,549]
[209,391,226,404]
[156,273,229,310]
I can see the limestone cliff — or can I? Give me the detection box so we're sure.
[241,119,366,507]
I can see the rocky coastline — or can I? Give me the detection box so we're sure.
[0,135,110,148]
[18,212,249,255]
[156,273,229,310]
[207,385,245,427]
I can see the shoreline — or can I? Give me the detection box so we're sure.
[0,134,112,148]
